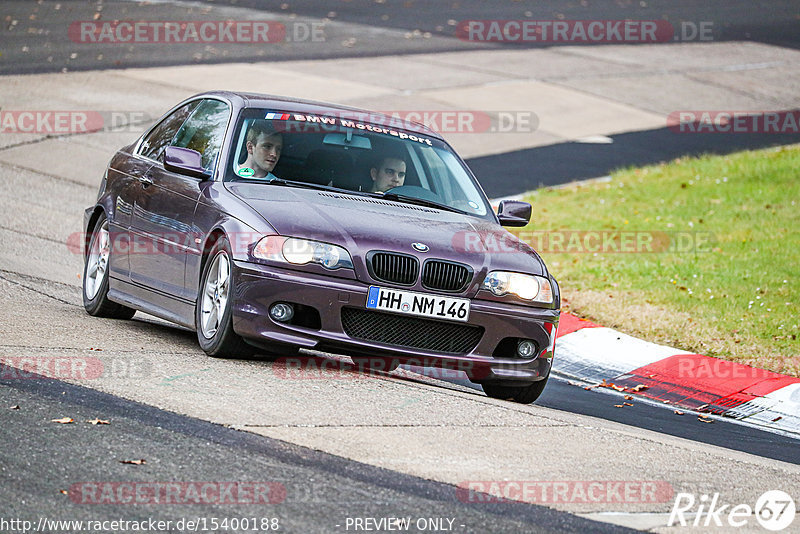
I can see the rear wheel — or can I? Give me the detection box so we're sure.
[83,214,136,319]
[482,376,549,404]
[196,237,253,359]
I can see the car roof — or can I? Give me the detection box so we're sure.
[192,90,444,141]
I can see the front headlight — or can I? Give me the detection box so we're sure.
[253,236,354,270]
[482,271,553,304]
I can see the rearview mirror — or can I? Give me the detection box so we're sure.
[323,132,372,150]
[164,146,210,179]
[497,200,531,227]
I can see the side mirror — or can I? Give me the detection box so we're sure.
[164,146,210,179]
[497,200,532,227]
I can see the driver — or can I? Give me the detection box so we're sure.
[239,120,283,179]
[370,155,406,193]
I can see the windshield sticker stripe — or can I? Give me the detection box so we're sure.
[263,111,434,146]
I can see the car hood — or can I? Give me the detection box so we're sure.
[227,183,548,281]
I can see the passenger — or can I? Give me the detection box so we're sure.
[370,155,407,193]
[239,120,282,179]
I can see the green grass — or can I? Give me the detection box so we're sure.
[518,145,799,376]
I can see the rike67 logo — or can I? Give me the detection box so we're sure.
[669,490,796,531]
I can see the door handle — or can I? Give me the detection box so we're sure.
[138,174,153,187]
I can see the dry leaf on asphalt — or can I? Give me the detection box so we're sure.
[674,410,685,415]
[119,459,146,465]
[624,395,634,400]
[614,404,625,408]
[60,490,68,495]
[630,384,649,392]
[600,379,626,392]
[86,418,110,425]
[51,417,74,424]
[10,405,20,410]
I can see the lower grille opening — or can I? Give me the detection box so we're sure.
[289,303,322,329]
[341,307,483,354]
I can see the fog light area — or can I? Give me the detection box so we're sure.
[270,303,295,322]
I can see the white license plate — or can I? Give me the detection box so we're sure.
[366,286,470,322]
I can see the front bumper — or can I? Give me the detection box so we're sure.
[231,260,559,385]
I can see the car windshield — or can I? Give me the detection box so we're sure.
[226,108,493,218]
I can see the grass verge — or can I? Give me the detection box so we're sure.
[518,145,799,376]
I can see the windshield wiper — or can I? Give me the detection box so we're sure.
[381,193,463,214]
[266,177,331,191]
[238,177,338,193]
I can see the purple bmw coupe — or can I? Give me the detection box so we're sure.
[83,91,560,403]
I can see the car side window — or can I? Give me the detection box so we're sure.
[171,99,230,171]
[138,101,199,161]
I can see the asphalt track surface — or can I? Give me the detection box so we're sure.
[469,126,800,198]
[1,0,485,75]
[4,0,800,74]
[1,339,797,531]
[215,0,800,49]
[1,373,634,534]
[520,377,799,465]
[3,0,798,193]
[402,363,800,465]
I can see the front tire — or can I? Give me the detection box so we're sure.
[83,214,136,319]
[196,237,252,359]
[482,376,549,404]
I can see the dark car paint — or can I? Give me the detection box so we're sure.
[231,260,558,383]
[85,91,560,386]
[227,183,548,290]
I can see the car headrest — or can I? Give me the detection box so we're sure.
[302,149,353,186]
[337,151,381,192]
